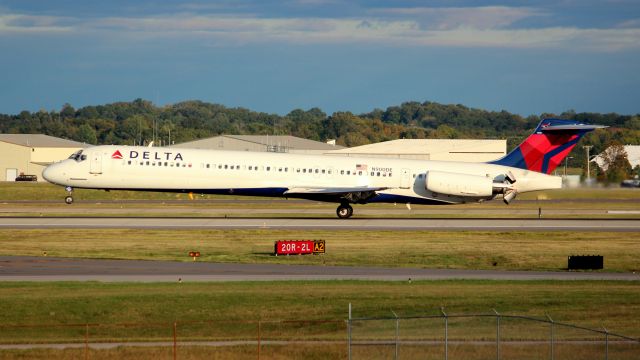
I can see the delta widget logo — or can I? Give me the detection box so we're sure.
[111,150,123,159]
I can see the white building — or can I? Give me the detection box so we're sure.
[0,134,86,181]
[627,146,640,168]
[325,139,506,162]
[177,135,343,155]
[593,145,640,171]
[177,135,506,162]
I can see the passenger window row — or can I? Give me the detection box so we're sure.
[125,160,394,178]
[127,160,189,167]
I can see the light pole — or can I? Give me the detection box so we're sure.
[583,145,593,181]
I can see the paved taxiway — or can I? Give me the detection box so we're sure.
[1,256,637,282]
[1,216,639,231]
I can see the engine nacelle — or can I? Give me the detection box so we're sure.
[425,170,494,197]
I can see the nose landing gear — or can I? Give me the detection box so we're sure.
[336,203,353,219]
[64,186,74,205]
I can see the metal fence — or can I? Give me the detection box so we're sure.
[0,319,348,359]
[1,310,638,359]
[348,307,640,360]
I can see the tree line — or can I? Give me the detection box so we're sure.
[1,99,639,179]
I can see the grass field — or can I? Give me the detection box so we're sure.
[0,282,638,360]
[1,281,639,340]
[1,229,638,272]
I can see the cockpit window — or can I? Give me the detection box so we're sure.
[68,150,86,162]
[68,150,81,160]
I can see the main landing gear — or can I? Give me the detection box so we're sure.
[336,203,353,219]
[64,186,74,205]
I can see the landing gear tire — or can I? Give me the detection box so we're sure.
[336,204,353,219]
[64,186,74,205]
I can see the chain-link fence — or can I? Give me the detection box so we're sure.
[348,309,640,360]
[0,310,638,359]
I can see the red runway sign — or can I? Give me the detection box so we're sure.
[275,240,325,255]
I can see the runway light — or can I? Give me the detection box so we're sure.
[189,251,201,261]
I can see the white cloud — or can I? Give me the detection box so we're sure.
[618,18,640,28]
[291,0,344,5]
[86,13,640,51]
[406,27,640,51]
[370,6,546,31]
[1,10,639,52]
[0,14,73,34]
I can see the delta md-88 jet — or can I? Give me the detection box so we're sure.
[43,119,605,218]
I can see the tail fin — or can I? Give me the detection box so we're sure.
[489,118,606,174]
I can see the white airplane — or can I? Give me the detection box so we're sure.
[43,119,604,218]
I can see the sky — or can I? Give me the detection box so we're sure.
[1,0,639,117]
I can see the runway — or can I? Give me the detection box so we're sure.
[1,216,639,231]
[0,256,637,282]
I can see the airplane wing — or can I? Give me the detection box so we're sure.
[284,186,389,203]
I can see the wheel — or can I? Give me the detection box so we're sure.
[65,196,74,205]
[336,204,353,219]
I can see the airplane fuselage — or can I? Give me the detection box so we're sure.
[43,145,561,206]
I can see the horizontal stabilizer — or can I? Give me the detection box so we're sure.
[540,124,608,132]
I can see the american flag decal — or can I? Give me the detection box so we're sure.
[356,164,367,171]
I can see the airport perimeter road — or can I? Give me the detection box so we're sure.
[0,217,640,231]
[1,256,638,282]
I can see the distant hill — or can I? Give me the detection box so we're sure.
[1,98,638,169]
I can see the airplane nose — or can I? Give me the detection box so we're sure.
[42,165,54,183]
[42,163,63,185]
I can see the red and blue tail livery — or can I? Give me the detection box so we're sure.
[489,119,606,174]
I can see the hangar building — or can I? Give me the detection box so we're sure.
[177,135,344,154]
[593,145,640,171]
[325,139,506,162]
[625,145,640,169]
[0,134,86,181]
[177,135,506,161]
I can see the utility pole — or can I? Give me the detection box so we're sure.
[583,145,593,181]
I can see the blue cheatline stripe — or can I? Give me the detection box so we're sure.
[89,187,452,205]
[92,187,290,197]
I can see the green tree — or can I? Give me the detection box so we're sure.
[60,103,76,119]
[119,115,150,145]
[434,124,458,139]
[596,142,632,184]
[76,124,97,144]
[624,116,640,130]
